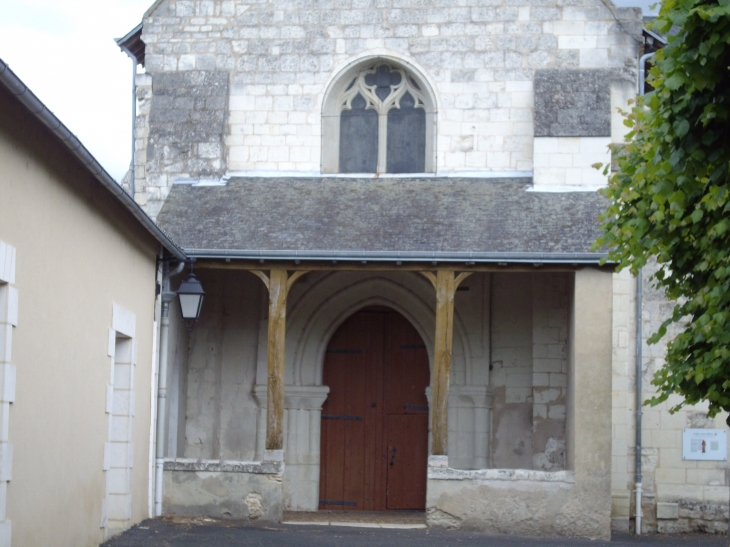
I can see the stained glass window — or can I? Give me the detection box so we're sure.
[336,64,428,174]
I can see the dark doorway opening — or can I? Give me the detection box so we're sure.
[319,306,430,511]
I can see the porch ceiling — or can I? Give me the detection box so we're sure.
[156,177,609,263]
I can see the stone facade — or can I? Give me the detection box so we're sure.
[129,0,729,538]
[135,0,642,217]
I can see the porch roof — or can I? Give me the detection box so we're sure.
[156,176,609,264]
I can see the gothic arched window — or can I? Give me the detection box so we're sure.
[322,62,435,174]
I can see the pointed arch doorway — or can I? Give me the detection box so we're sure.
[318,306,430,511]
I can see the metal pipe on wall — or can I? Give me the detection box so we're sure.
[634,51,654,535]
[635,268,644,535]
[154,260,184,517]
[128,57,136,198]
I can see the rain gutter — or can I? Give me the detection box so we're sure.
[184,249,609,264]
[0,58,185,261]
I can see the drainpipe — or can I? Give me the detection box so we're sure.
[118,47,138,198]
[634,51,654,535]
[635,268,644,535]
[155,260,184,517]
[639,52,654,97]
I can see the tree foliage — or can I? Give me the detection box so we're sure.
[596,0,730,417]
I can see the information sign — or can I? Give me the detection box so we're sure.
[682,428,727,461]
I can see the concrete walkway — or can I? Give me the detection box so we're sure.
[104,518,725,547]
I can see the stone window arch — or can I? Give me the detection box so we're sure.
[322,60,436,174]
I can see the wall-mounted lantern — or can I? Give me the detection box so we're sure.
[176,263,205,331]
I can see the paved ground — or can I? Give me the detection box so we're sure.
[104,518,726,547]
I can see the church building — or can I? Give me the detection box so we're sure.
[114,0,729,538]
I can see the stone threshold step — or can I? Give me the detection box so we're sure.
[283,521,427,529]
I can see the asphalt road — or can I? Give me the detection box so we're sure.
[104,518,726,547]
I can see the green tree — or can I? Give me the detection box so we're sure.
[596,0,730,420]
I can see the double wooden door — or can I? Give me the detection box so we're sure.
[319,307,430,511]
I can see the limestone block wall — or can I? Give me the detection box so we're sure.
[610,269,635,530]
[490,273,570,471]
[533,136,611,187]
[427,466,577,535]
[145,70,229,219]
[531,68,623,188]
[137,0,642,216]
[610,263,730,534]
[532,273,569,471]
[183,269,262,461]
[163,459,283,521]
[165,298,190,459]
[428,268,612,539]
[132,74,153,208]
[491,273,534,469]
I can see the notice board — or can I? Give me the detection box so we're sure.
[682,428,727,461]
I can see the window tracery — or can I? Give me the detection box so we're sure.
[333,64,429,174]
[337,64,428,116]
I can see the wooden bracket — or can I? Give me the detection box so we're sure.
[455,271,473,288]
[250,269,270,290]
[420,271,437,290]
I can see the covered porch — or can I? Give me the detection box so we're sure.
[154,177,614,538]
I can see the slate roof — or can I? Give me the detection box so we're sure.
[156,177,609,263]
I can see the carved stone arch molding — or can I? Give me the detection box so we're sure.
[285,272,471,387]
[321,52,439,174]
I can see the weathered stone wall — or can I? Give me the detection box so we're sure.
[163,459,283,521]
[132,73,152,208]
[534,69,612,138]
[491,273,534,469]
[532,68,619,188]
[145,70,229,218]
[490,273,569,471]
[610,263,730,534]
[427,466,578,536]
[174,270,572,512]
[532,273,569,471]
[183,268,262,461]
[428,268,612,540]
[137,0,642,216]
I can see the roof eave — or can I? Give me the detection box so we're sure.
[115,23,145,66]
[0,58,185,260]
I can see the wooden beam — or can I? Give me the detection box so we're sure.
[250,269,310,451]
[266,269,288,451]
[430,270,471,456]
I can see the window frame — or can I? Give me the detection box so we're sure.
[321,58,437,175]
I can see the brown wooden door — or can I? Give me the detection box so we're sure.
[319,308,429,511]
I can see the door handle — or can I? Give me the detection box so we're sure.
[389,446,397,468]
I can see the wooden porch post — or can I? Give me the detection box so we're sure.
[251,268,308,451]
[422,270,472,456]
